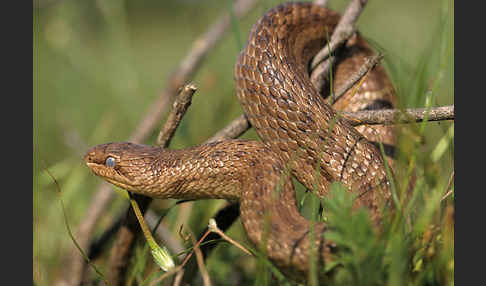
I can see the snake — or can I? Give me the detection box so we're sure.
[85,2,397,282]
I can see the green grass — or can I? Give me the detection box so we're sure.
[34,0,453,285]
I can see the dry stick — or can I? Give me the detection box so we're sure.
[55,1,258,286]
[332,53,384,103]
[206,105,454,145]
[310,0,368,92]
[341,105,454,126]
[104,85,197,286]
[156,84,197,147]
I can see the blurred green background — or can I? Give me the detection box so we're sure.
[34,0,453,285]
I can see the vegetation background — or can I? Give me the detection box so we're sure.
[34,0,453,285]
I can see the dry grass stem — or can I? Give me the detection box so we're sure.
[172,270,185,286]
[441,171,455,201]
[190,232,212,286]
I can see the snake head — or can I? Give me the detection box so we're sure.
[84,142,159,192]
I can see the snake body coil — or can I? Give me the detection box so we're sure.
[85,2,396,281]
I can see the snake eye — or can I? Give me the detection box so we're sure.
[105,156,116,168]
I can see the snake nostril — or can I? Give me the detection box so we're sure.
[84,152,95,163]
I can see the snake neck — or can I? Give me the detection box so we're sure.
[85,140,331,280]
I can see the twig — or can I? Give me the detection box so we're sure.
[207,219,252,256]
[310,0,368,92]
[203,105,454,147]
[341,105,454,126]
[310,0,367,69]
[156,84,197,147]
[332,53,384,104]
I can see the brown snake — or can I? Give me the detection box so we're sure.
[85,2,397,282]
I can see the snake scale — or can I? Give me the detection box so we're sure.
[85,2,397,282]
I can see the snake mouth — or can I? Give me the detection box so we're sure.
[86,161,138,191]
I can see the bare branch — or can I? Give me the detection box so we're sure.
[310,0,368,91]
[207,219,252,256]
[310,0,367,69]
[206,105,454,145]
[332,53,384,104]
[342,105,454,126]
[156,84,197,147]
